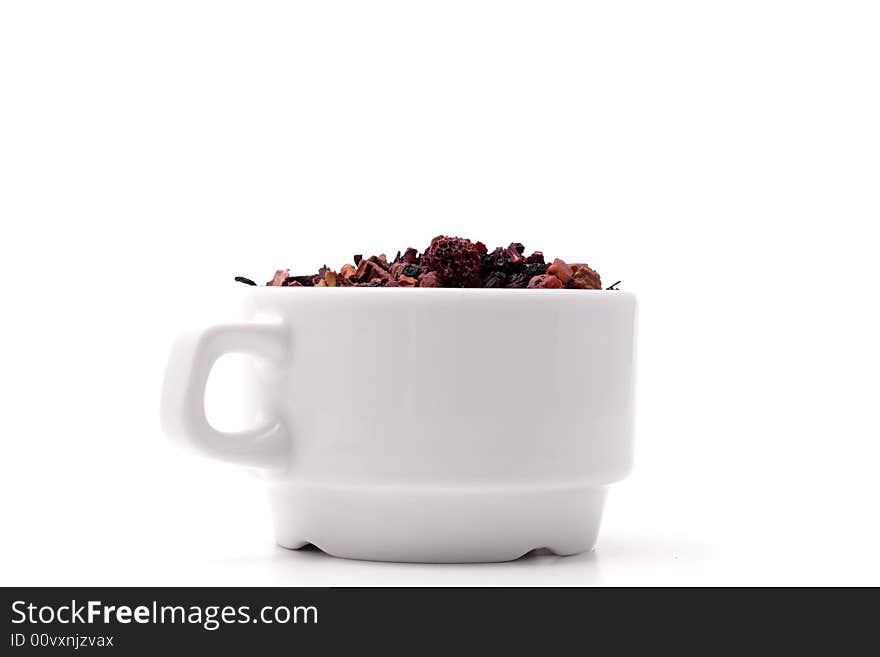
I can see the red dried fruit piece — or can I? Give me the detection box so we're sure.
[389,261,407,280]
[474,241,488,254]
[369,254,390,271]
[353,259,370,281]
[397,275,418,287]
[339,263,357,280]
[418,271,442,287]
[524,251,545,264]
[505,243,525,264]
[567,263,602,290]
[527,274,564,289]
[402,248,419,264]
[354,259,391,283]
[266,269,289,286]
[421,235,481,287]
[546,258,573,285]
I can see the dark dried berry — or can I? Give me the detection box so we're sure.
[479,249,501,275]
[421,235,481,287]
[522,262,547,279]
[481,246,523,275]
[488,247,507,268]
[483,271,508,288]
[402,263,422,278]
[234,276,257,286]
[524,251,545,265]
[353,254,363,265]
[509,242,525,256]
[506,272,530,288]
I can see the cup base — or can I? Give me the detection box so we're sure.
[268,482,607,563]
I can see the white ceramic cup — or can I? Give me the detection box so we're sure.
[161,288,637,563]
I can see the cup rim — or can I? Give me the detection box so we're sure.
[237,286,633,298]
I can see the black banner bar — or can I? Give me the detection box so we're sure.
[1,587,873,653]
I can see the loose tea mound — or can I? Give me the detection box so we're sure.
[239,235,617,290]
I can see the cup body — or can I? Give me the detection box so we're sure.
[233,288,637,562]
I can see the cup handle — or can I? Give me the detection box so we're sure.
[160,321,289,469]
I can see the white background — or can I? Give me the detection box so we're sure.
[1,1,878,586]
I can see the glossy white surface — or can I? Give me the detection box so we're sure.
[161,289,637,561]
